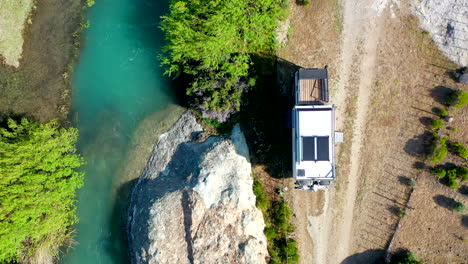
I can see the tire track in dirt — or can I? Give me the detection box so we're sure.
[306,0,385,263]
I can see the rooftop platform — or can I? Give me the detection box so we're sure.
[295,68,329,105]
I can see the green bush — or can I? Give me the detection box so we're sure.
[430,165,467,189]
[430,137,448,164]
[456,166,468,181]
[160,0,288,111]
[449,141,468,159]
[251,176,299,263]
[296,0,310,5]
[452,200,466,213]
[388,250,423,264]
[0,118,84,262]
[446,89,468,108]
[439,108,449,118]
[429,166,446,178]
[253,177,270,213]
[86,0,95,7]
[430,119,444,130]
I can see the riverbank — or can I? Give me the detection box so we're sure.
[0,0,84,122]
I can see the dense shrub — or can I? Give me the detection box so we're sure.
[446,89,468,108]
[439,108,449,118]
[430,118,444,130]
[0,118,84,262]
[388,250,423,264]
[430,137,448,164]
[253,177,270,213]
[452,200,466,213]
[161,0,288,111]
[449,141,468,159]
[429,166,446,178]
[296,0,311,6]
[251,176,299,263]
[429,165,467,189]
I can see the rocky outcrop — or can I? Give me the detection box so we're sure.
[128,113,268,264]
[412,0,468,67]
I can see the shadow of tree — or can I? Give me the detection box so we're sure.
[340,249,385,264]
[459,185,468,196]
[462,215,468,229]
[240,56,299,178]
[433,194,457,210]
[404,131,434,158]
[430,85,454,106]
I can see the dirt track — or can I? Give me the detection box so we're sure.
[281,0,467,263]
[285,0,387,262]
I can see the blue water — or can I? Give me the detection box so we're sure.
[64,0,174,263]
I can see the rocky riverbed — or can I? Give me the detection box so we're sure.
[128,113,268,264]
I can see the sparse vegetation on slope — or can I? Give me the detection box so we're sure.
[252,176,299,264]
[0,118,84,262]
[160,0,288,111]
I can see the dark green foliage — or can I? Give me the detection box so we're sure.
[430,165,467,189]
[456,166,468,181]
[272,201,294,234]
[430,118,444,130]
[449,141,468,159]
[160,0,287,111]
[0,118,84,262]
[446,89,468,108]
[251,176,299,263]
[253,177,270,213]
[296,0,310,6]
[451,200,465,213]
[430,137,448,164]
[388,250,423,264]
[429,166,446,178]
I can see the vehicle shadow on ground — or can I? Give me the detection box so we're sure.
[240,56,299,179]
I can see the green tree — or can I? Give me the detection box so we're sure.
[388,250,423,264]
[446,90,468,108]
[449,141,468,159]
[160,0,287,111]
[430,137,448,164]
[0,118,84,262]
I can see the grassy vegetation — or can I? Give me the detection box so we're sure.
[252,176,299,263]
[0,0,35,67]
[0,118,84,262]
[160,0,288,111]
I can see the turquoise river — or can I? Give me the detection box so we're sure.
[63,0,181,263]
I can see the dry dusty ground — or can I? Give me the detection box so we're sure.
[279,0,468,263]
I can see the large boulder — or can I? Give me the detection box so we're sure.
[412,0,468,67]
[128,113,268,264]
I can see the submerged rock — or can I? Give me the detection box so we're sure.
[128,112,268,264]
